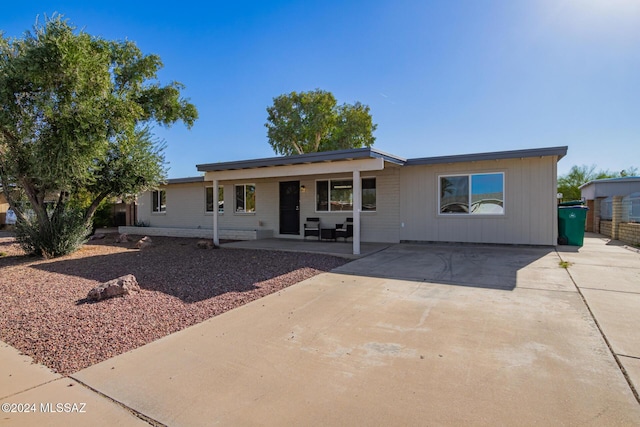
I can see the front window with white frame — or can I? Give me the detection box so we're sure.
[439,173,504,215]
[152,190,166,213]
[235,184,255,213]
[206,186,224,213]
[316,178,376,212]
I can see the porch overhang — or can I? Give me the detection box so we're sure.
[201,157,385,181]
[197,150,397,256]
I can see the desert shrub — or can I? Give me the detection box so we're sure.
[15,207,92,258]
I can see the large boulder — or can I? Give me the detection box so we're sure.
[87,274,141,301]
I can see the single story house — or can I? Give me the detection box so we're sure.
[128,146,568,254]
[579,176,640,243]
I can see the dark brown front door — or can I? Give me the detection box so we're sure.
[280,181,300,235]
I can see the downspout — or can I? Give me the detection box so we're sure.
[353,170,361,255]
[212,178,219,246]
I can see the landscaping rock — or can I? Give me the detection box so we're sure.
[87,274,140,301]
[196,239,216,249]
[115,233,131,243]
[135,236,153,249]
[89,233,106,241]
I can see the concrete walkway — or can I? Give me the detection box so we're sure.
[556,233,640,401]
[2,234,640,425]
[222,237,390,259]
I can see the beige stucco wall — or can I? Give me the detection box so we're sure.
[137,168,402,243]
[137,155,559,246]
[398,156,559,246]
[138,182,210,229]
[294,167,400,243]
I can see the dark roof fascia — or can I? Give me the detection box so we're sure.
[196,148,406,172]
[405,146,568,166]
[579,176,640,190]
[165,176,205,185]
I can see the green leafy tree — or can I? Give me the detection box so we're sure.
[557,164,638,201]
[265,89,376,155]
[0,15,197,257]
[620,167,639,177]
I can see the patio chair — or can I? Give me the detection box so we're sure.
[335,217,353,241]
[304,217,321,240]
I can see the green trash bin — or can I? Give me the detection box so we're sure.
[558,205,589,246]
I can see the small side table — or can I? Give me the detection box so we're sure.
[320,228,336,241]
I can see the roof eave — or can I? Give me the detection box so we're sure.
[406,146,568,166]
[196,148,406,172]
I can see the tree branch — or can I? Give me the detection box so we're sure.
[84,190,111,225]
[0,127,19,145]
[292,140,304,155]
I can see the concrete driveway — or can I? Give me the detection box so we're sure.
[64,238,640,426]
[3,235,640,425]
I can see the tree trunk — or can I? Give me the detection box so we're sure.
[84,190,111,226]
[19,178,50,231]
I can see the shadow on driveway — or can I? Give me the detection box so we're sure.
[332,243,559,290]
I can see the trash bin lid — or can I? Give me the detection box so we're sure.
[559,200,584,206]
[558,205,589,210]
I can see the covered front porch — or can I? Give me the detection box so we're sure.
[197,148,405,255]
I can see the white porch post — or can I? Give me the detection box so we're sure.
[352,170,361,255]
[212,178,219,246]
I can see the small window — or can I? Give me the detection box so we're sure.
[439,173,504,215]
[316,181,329,211]
[152,190,166,213]
[235,184,255,213]
[206,186,224,213]
[362,178,377,211]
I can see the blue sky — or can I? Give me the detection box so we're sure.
[3,0,639,178]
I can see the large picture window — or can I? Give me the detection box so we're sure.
[235,184,255,213]
[316,178,376,212]
[152,190,166,213]
[439,173,504,215]
[206,186,224,213]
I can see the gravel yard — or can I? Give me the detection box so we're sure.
[0,234,348,375]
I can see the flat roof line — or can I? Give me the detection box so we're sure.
[406,146,568,166]
[197,148,406,172]
[195,146,568,174]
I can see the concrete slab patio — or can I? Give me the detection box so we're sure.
[68,237,640,426]
[221,237,389,258]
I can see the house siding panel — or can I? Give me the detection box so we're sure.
[137,170,401,243]
[399,156,557,245]
[297,168,400,243]
[138,182,210,229]
[136,151,559,246]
